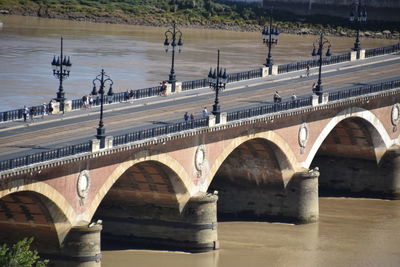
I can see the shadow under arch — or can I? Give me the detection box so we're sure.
[207,130,300,190]
[303,107,392,169]
[92,159,192,250]
[207,134,298,221]
[309,108,394,198]
[88,153,191,221]
[0,190,72,255]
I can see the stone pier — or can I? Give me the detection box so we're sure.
[96,193,218,253]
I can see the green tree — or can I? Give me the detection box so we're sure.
[0,237,49,267]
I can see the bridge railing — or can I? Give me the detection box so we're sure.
[365,43,400,58]
[277,53,351,74]
[328,79,400,101]
[226,97,313,121]
[0,142,91,172]
[1,43,399,123]
[113,118,209,146]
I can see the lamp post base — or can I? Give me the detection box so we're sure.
[96,127,106,149]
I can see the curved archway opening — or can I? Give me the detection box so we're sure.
[93,160,190,250]
[208,138,288,221]
[311,117,386,197]
[0,191,70,256]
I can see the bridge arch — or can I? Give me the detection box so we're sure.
[0,189,72,252]
[88,153,191,221]
[207,131,299,220]
[207,130,300,189]
[304,107,392,168]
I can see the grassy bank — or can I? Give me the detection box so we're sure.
[0,0,398,39]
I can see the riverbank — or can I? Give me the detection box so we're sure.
[0,0,398,40]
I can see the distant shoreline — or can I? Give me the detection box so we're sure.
[0,9,398,40]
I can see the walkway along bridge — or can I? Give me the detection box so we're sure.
[0,45,399,266]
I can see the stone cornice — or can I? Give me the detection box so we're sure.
[1,87,399,179]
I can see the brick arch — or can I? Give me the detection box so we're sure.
[304,107,392,168]
[88,153,191,220]
[206,130,300,189]
[0,190,73,248]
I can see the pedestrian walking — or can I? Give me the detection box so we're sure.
[202,107,208,118]
[306,64,310,77]
[89,95,93,108]
[29,106,36,122]
[124,90,130,101]
[190,113,195,120]
[82,95,88,109]
[42,103,47,118]
[23,106,29,122]
[312,83,316,93]
[48,100,54,114]
[160,81,167,96]
[184,112,189,122]
[291,93,297,101]
[273,91,281,103]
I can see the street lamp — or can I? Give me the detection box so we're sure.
[91,69,114,149]
[262,7,280,73]
[311,32,332,96]
[51,37,72,112]
[208,50,228,124]
[163,21,183,93]
[349,0,367,57]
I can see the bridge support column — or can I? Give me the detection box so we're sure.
[284,168,319,224]
[58,224,102,267]
[379,147,400,199]
[99,192,218,253]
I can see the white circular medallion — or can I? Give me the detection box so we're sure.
[77,170,90,199]
[298,123,309,149]
[195,145,205,171]
[391,104,400,126]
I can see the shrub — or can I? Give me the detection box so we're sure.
[0,237,49,267]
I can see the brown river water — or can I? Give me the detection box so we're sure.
[0,15,399,266]
[102,198,400,267]
[0,15,395,111]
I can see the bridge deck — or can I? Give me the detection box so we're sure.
[0,54,399,161]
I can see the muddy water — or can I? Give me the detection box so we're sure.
[102,198,400,267]
[0,15,396,111]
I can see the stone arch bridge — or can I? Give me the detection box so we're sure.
[0,82,399,266]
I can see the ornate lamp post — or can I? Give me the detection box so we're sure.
[311,32,332,96]
[51,37,72,112]
[349,0,367,57]
[91,69,114,149]
[262,7,280,73]
[208,50,228,124]
[163,21,183,93]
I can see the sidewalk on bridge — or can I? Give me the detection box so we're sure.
[1,52,398,133]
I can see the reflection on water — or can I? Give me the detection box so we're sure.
[102,198,400,267]
[0,15,396,111]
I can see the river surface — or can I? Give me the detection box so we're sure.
[1,16,399,267]
[0,15,396,111]
[102,198,400,267]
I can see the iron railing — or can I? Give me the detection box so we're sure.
[328,79,400,101]
[113,118,209,146]
[0,142,91,172]
[227,97,313,121]
[277,53,351,74]
[365,43,400,58]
